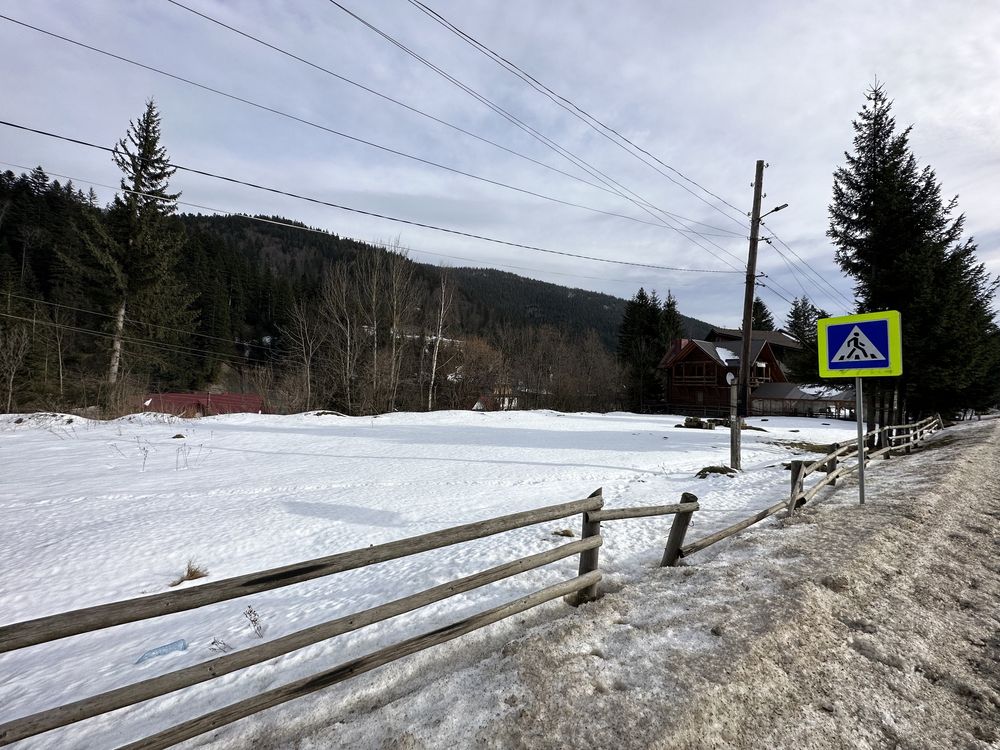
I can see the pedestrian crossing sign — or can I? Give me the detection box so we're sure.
[817,311,902,378]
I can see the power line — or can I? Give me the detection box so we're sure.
[3,290,269,352]
[323,1,746,270]
[0,121,740,275]
[163,0,660,216]
[0,159,672,290]
[760,242,852,316]
[764,242,814,299]
[756,272,799,307]
[763,226,855,309]
[1,12,746,273]
[0,311,263,367]
[407,0,751,229]
[0,13,734,246]
[756,281,795,308]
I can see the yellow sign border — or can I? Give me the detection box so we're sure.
[817,310,902,378]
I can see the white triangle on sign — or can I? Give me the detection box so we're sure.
[832,325,886,362]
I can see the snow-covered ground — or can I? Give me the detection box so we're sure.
[0,410,862,748]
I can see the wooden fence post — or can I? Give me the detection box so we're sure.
[885,427,893,459]
[570,488,603,605]
[904,426,912,455]
[787,460,805,515]
[826,444,839,486]
[661,492,698,567]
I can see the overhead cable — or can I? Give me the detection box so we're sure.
[408,0,751,229]
[0,121,739,274]
[0,159,672,289]
[324,1,746,269]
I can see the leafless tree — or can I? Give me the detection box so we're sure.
[350,241,418,415]
[279,299,327,412]
[319,264,362,413]
[246,363,275,412]
[0,323,30,412]
[355,248,383,413]
[385,243,416,412]
[427,271,454,411]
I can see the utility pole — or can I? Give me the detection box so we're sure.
[733,160,766,471]
[731,163,787,471]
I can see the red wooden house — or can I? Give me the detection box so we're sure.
[658,334,791,416]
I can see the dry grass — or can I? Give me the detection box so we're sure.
[696,465,737,478]
[771,439,837,454]
[169,559,208,587]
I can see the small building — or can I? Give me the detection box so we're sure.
[142,392,265,417]
[659,336,789,416]
[750,383,856,418]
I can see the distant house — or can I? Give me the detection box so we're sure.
[142,392,265,417]
[705,327,803,363]
[751,383,856,418]
[660,327,815,416]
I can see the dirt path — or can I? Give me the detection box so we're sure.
[480,419,1000,749]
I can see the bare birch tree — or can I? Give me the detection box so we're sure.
[280,299,327,412]
[385,244,415,412]
[319,263,362,413]
[427,271,453,411]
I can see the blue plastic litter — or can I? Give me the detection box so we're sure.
[135,639,187,664]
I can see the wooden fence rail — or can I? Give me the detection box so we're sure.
[0,487,699,749]
[680,414,943,559]
[0,495,602,654]
[572,492,698,604]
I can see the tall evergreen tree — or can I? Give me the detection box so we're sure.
[784,296,828,382]
[660,290,684,346]
[617,287,666,411]
[100,99,194,386]
[828,82,999,415]
[751,296,775,331]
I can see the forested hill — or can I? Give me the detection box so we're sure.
[180,213,715,348]
[0,163,714,415]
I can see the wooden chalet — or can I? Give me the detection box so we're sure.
[659,334,791,416]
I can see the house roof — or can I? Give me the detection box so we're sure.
[144,392,265,415]
[751,382,855,402]
[660,339,769,369]
[707,328,802,350]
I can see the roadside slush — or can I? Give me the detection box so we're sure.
[487,419,1000,749]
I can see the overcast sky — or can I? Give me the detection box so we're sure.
[2,0,998,327]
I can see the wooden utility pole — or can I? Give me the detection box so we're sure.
[738,160,766,421]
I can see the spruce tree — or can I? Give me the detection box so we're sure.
[784,296,828,382]
[100,100,194,387]
[660,290,684,346]
[829,82,1000,415]
[751,296,775,331]
[617,287,667,411]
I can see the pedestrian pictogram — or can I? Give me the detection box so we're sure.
[816,310,903,507]
[817,311,902,378]
[832,326,885,362]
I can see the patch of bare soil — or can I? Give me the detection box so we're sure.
[484,420,1000,749]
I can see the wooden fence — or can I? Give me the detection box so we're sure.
[0,490,698,749]
[680,414,944,558]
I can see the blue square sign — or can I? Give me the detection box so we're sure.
[817,311,902,378]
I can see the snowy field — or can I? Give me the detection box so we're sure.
[0,409,861,748]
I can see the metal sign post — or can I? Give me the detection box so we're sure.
[727,372,739,470]
[855,376,864,504]
[817,311,903,504]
